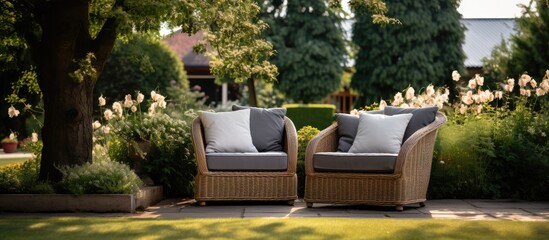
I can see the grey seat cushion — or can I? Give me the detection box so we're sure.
[383,106,438,142]
[206,152,288,171]
[336,110,383,152]
[232,105,286,152]
[313,152,398,173]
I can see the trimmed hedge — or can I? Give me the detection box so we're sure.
[283,104,335,131]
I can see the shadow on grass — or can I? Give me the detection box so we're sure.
[1,217,548,240]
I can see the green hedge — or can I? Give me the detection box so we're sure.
[283,104,335,131]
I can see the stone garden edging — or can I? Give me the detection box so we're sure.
[0,186,163,213]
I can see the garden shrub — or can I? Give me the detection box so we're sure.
[97,91,198,197]
[0,155,54,194]
[360,71,549,200]
[94,34,189,102]
[296,126,320,197]
[283,104,335,131]
[429,117,498,199]
[60,159,143,195]
[491,102,549,200]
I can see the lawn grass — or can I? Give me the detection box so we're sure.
[0,158,28,168]
[0,217,547,240]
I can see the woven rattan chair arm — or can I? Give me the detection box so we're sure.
[393,112,447,175]
[191,117,209,174]
[305,123,339,174]
[284,117,298,174]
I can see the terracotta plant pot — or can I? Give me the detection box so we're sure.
[2,142,18,153]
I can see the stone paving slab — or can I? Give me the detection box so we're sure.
[2,198,548,221]
[135,199,549,221]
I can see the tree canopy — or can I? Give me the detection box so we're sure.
[351,0,464,105]
[95,34,188,102]
[260,0,346,103]
[1,0,395,182]
[483,0,549,84]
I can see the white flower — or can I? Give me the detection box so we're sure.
[112,102,123,117]
[379,100,387,110]
[485,90,494,102]
[520,88,528,96]
[98,95,106,107]
[136,92,144,104]
[468,79,477,89]
[92,120,101,130]
[104,109,113,120]
[151,91,158,101]
[504,84,514,93]
[9,133,16,140]
[350,109,359,117]
[31,132,38,143]
[536,88,546,96]
[400,103,410,108]
[392,92,403,106]
[507,78,515,87]
[519,74,531,87]
[426,84,435,97]
[459,105,467,114]
[475,74,484,86]
[495,91,503,99]
[461,91,474,105]
[541,79,549,91]
[452,71,461,81]
[530,79,537,88]
[476,105,483,114]
[148,102,158,115]
[102,126,110,134]
[405,87,415,100]
[8,105,20,118]
[439,160,445,165]
[472,94,480,104]
[131,105,137,113]
[123,94,133,108]
[158,100,167,109]
[155,94,165,103]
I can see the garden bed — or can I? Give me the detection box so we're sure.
[0,186,163,213]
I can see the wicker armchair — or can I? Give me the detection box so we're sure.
[192,116,298,206]
[304,112,447,211]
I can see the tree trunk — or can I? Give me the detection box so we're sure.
[247,77,258,107]
[35,0,116,182]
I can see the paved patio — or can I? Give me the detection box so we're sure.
[136,199,549,221]
[1,152,547,221]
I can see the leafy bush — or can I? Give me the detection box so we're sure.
[491,102,549,200]
[0,156,54,194]
[283,104,335,130]
[94,34,188,102]
[429,118,497,199]
[60,159,143,195]
[97,91,198,197]
[359,71,549,200]
[296,126,320,197]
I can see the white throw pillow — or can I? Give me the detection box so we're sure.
[348,113,413,154]
[199,109,258,153]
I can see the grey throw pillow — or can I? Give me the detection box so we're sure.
[199,109,258,153]
[384,106,438,142]
[336,110,383,152]
[349,113,413,154]
[232,105,286,152]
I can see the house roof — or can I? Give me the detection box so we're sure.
[461,18,516,68]
[163,31,210,67]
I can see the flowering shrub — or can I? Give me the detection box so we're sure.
[353,70,548,200]
[93,90,198,197]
